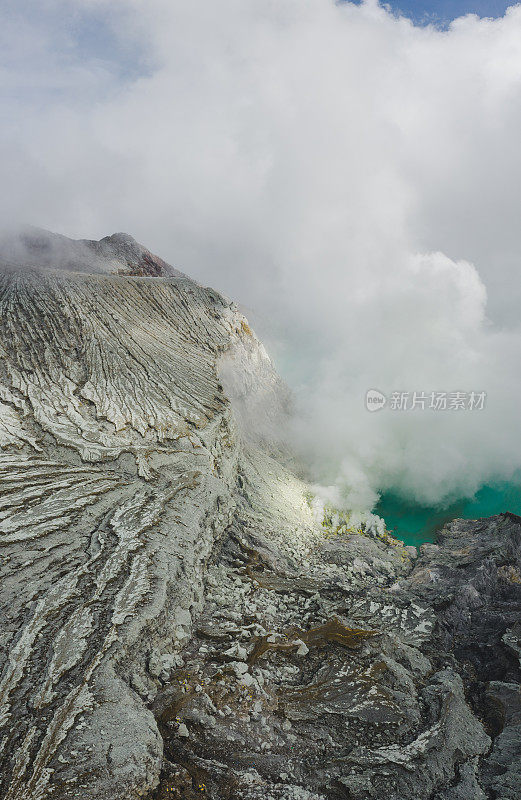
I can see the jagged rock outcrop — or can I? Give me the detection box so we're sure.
[152,502,521,800]
[0,226,183,277]
[0,230,520,800]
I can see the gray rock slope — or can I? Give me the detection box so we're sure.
[0,231,519,800]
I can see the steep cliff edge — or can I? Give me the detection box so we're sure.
[0,232,520,800]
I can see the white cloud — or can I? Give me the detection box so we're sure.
[2,0,521,508]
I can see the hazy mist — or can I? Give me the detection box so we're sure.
[3,0,521,509]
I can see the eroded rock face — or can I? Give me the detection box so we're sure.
[0,234,273,799]
[152,493,521,800]
[0,231,520,800]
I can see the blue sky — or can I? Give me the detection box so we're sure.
[360,0,515,23]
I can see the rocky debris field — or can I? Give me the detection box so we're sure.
[149,501,521,800]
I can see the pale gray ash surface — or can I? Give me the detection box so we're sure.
[0,231,519,800]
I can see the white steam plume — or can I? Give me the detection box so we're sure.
[2,0,521,509]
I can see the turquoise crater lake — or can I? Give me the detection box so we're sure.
[375,478,521,548]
